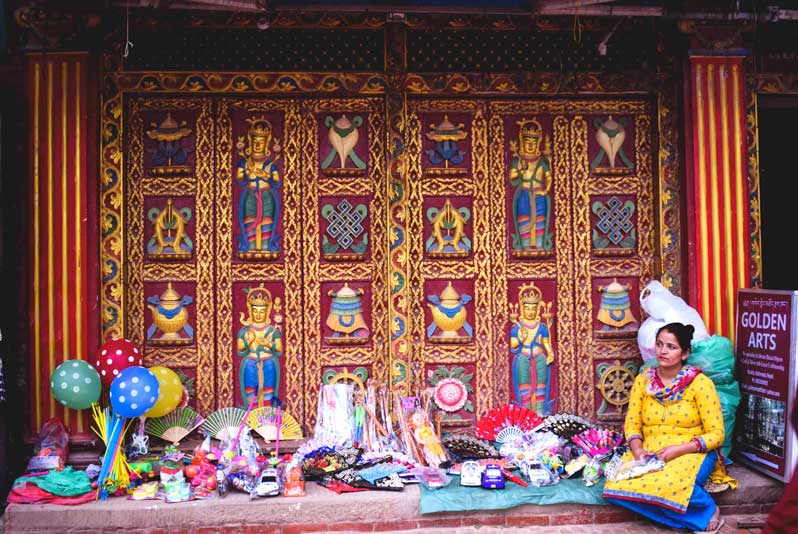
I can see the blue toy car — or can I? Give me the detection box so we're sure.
[481,464,505,489]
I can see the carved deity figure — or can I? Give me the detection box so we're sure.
[237,284,283,407]
[510,282,555,416]
[509,119,553,251]
[235,117,282,259]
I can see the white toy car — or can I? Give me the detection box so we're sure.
[459,461,483,487]
[251,467,280,498]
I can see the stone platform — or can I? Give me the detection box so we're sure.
[0,465,783,534]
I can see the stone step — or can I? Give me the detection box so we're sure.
[1,465,781,534]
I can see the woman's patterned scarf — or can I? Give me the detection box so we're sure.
[645,364,703,405]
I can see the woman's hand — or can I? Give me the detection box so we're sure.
[631,447,649,462]
[654,443,694,462]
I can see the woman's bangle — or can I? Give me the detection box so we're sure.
[690,437,704,452]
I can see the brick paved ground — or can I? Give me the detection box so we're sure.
[330,514,768,534]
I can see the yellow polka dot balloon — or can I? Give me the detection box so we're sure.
[144,366,183,418]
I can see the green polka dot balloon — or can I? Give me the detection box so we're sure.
[50,359,102,410]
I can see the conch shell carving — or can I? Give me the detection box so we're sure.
[325,115,364,169]
[595,116,626,169]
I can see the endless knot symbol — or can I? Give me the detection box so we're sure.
[595,197,634,246]
[324,199,365,249]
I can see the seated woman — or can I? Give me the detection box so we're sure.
[603,322,737,533]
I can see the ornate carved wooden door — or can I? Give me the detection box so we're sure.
[125,94,653,426]
[403,98,656,423]
[298,97,391,427]
[126,97,219,415]
[126,96,391,428]
[487,99,656,423]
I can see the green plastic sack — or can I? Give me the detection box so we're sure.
[688,335,741,460]
[16,466,93,497]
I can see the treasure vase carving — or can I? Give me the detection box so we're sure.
[426,282,473,344]
[146,282,194,346]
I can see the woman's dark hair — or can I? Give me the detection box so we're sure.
[657,322,695,352]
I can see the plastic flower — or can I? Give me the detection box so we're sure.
[433,378,468,412]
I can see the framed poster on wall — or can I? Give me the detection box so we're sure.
[733,288,798,482]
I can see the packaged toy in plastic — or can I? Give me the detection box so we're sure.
[26,418,69,472]
[606,455,665,482]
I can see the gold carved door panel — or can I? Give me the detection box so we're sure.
[487,100,656,421]
[125,94,654,425]
[299,97,391,427]
[213,98,306,420]
[403,98,656,423]
[126,97,218,414]
[405,99,495,424]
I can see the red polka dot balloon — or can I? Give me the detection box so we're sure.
[95,338,142,387]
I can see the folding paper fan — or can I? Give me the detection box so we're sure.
[540,413,594,440]
[442,434,499,460]
[145,407,204,444]
[201,407,248,441]
[246,407,303,441]
[474,404,544,441]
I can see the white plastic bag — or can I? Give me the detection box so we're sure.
[637,281,709,361]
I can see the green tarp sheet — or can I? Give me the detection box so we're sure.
[420,478,609,514]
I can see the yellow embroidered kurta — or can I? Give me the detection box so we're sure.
[603,372,737,511]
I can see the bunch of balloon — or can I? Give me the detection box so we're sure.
[94,365,159,499]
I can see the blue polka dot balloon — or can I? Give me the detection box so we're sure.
[110,366,159,418]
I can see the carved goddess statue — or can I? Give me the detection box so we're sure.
[509,119,553,252]
[510,282,555,416]
[237,285,283,407]
[235,117,282,259]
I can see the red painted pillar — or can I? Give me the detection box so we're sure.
[27,52,98,440]
[684,54,750,341]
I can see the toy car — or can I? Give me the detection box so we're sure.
[481,464,505,489]
[420,467,446,489]
[459,461,483,487]
[251,467,280,498]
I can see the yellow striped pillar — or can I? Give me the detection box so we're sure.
[27,52,96,439]
[685,55,749,340]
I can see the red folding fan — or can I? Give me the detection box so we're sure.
[475,404,544,442]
